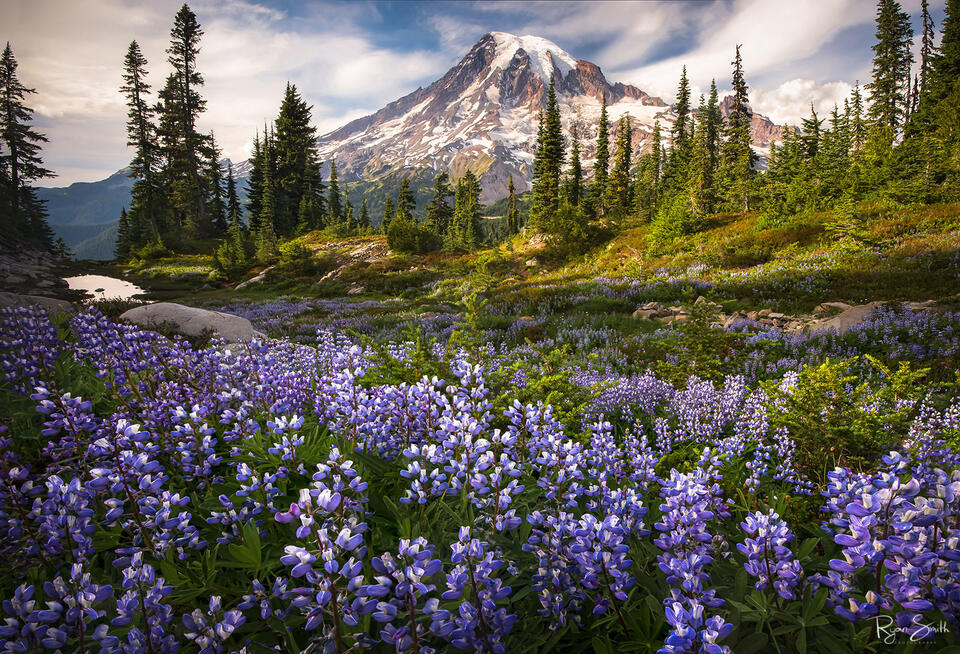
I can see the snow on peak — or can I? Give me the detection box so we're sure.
[488,31,578,81]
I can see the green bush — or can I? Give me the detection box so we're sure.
[387,217,440,254]
[763,356,927,484]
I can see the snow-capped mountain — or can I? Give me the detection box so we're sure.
[319,32,669,203]
[319,32,783,203]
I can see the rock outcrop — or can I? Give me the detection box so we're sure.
[120,302,262,342]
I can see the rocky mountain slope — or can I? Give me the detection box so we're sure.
[319,32,671,202]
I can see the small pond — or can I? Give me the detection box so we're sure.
[63,274,147,302]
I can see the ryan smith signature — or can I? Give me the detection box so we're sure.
[874,615,951,645]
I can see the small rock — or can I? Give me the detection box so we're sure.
[347,285,364,295]
[525,258,540,267]
[769,312,786,320]
[758,309,772,317]
[632,308,657,320]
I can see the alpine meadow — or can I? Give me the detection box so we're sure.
[6,1,960,653]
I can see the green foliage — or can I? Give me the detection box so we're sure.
[386,213,440,254]
[651,192,703,242]
[763,356,926,484]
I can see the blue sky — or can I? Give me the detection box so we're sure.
[1,0,944,186]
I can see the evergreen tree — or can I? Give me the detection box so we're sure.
[705,80,722,171]
[927,0,960,105]
[920,0,936,98]
[120,40,161,246]
[0,42,54,248]
[246,130,264,232]
[225,163,243,229]
[604,115,633,217]
[115,208,132,259]
[162,3,209,237]
[326,159,343,226]
[564,125,583,208]
[688,95,716,216]
[800,104,823,159]
[633,120,663,221]
[594,93,610,201]
[344,190,354,232]
[671,67,693,157]
[358,197,370,231]
[274,82,322,236]
[381,197,395,234]
[720,46,756,211]
[396,176,416,223]
[506,174,519,235]
[850,82,868,152]
[205,133,227,236]
[449,170,482,250]
[867,0,914,131]
[426,172,453,236]
[258,140,277,240]
[529,76,564,230]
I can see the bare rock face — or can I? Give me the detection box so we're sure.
[120,302,262,342]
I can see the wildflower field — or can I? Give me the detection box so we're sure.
[1,296,959,654]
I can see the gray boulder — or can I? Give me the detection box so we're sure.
[120,302,262,342]
[809,301,886,334]
[0,291,73,313]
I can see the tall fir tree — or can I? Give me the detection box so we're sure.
[162,3,210,237]
[449,170,482,249]
[604,116,633,216]
[273,82,323,236]
[395,176,416,223]
[594,93,610,202]
[564,124,583,208]
[867,0,914,131]
[671,67,693,157]
[688,95,716,216]
[358,196,370,230]
[115,208,132,259]
[326,159,343,226]
[120,40,161,247]
[849,82,867,152]
[225,163,243,230]
[381,197,395,233]
[246,130,264,232]
[0,42,54,249]
[426,172,454,236]
[721,46,756,211]
[927,0,960,105]
[529,76,564,230]
[506,174,519,235]
[205,133,227,236]
[705,80,722,171]
[920,0,936,98]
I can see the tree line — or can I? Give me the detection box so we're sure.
[106,0,960,264]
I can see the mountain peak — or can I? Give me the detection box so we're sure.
[317,33,672,202]
[485,32,578,81]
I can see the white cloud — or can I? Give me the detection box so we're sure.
[5,0,447,185]
[751,78,854,126]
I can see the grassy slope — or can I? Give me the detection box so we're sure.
[122,201,960,320]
